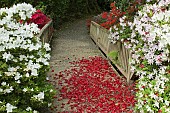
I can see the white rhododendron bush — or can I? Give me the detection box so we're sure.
[0,3,55,113]
[109,0,170,112]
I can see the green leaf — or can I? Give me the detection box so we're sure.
[0,62,7,69]
[108,51,118,61]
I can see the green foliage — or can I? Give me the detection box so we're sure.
[44,0,70,28]
[97,0,111,11]
[119,26,132,39]
[135,75,170,113]
[97,0,136,11]
[112,0,134,11]
[108,51,118,61]
[45,0,101,28]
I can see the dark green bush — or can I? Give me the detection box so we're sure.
[44,0,101,28]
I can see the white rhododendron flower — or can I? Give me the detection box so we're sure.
[6,103,17,113]
[33,110,38,113]
[0,3,54,113]
[33,92,44,101]
[26,107,32,111]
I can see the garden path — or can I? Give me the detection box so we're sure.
[48,18,103,112]
[46,18,135,113]
[49,18,103,72]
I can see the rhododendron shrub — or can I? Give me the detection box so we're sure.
[92,1,142,30]
[109,0,170,112]
[0,3,55,113]
[87,1,141,30]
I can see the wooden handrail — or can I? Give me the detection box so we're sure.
[37,20,53,44]
[90,21,133,83]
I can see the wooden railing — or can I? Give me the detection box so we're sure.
[90,21,133,83]
[37,20,54,44]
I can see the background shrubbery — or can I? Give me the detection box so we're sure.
[1,0,140,28]
[0,0,102,28]
[97,0,138,11]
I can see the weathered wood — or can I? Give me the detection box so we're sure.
[37,20,54,44]
[90,21,133,83]
[90,21,110,54]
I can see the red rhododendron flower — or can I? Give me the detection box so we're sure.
[101,12,108,19]
[145,32,149,35]
[107,16,112,21]
[158,110,162,113]
[29,10,50,29]
[168,70,170,74]
[140,64,145,68]
[110,18,117,24]
[99,2,126,29]
[142,86,145,88]
[98,1,139,29]
[36,9,41,13]
[110,2,116,8]
[19,20,23,24]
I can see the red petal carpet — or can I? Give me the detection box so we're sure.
[49,56,135,113]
